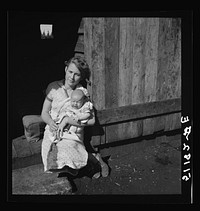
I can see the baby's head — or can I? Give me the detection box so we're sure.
[71,89,85,109]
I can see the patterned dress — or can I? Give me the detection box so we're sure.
[41,80,91,172]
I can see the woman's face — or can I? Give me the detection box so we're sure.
[65,63,82,88]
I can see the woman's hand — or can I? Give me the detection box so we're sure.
[49,120,58,132]
[57,117,69,138]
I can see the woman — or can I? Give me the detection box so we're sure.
[41,56,109,181]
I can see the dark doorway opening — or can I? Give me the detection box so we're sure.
[8,11,82,141]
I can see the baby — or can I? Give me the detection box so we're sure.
[53,89,93,142]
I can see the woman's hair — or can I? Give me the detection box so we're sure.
[64,56,91,85]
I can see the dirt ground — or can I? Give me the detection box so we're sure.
[11,133,181,200]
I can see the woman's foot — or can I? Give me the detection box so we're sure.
[100,162,109,177]
[93,153,109,177]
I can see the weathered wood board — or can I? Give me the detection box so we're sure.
[83,17,181,146]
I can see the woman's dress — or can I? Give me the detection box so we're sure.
[41,80,90,172]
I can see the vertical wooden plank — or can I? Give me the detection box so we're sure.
[132,18,147,136]
[118,18,138,140]
[144,18,159,103]
[173,112,181,130]
[142,18,159,136]
[91,18,105,110]
[136,18,146,105]
[164,18,181,100]
[131,19,140,105]
[104,17,120,109]
[156,18,169,100]
[118,18,133,107]
[165,112,181,131]
[117,121,138,140]
[154,18,169,132]
[164,18,181,131]
[173,18,181,99]
[84,18,93,99]
[104,18,120,143]
[156,18,181,101]
[156,18,170,101]
[105,124,119,143]
[176,19,181,99]
[118,18,132,140]
[155,18,181,132]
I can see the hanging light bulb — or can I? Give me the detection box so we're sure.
[40,24,53,39]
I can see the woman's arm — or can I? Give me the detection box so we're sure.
[41,98,58,131]
[57,110,95,138]
[76,112,91,122]
[64,108,95,127]
[68,110,95,126]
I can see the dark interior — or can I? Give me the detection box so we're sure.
[8,11,82,141]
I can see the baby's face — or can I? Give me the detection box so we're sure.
[71,95,84,109]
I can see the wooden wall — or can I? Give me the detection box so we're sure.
[75,17,181,146]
